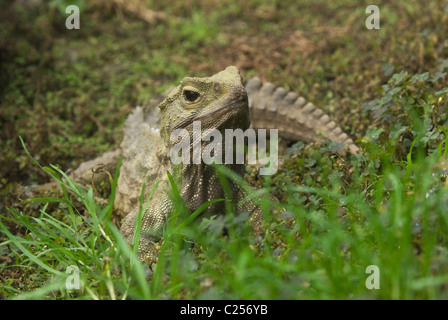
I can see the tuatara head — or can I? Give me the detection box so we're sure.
[159,66,250,146]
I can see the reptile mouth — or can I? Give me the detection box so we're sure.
[172,98,247,131]
[194,98,247,121]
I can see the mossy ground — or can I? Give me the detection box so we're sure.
[1,0,448,299]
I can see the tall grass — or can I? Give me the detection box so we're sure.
[0,138,152,299]
[2,119,448,299]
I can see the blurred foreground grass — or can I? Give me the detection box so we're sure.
[1,0,448,299]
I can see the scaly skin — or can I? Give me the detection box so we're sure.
[70,66,359,262]
[119,66,260,261]
[245,77,358,154]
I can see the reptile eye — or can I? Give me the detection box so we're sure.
[183,90,200,103]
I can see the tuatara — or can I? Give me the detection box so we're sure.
[71,66,358,261]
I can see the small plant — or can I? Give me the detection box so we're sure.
[362,70,448,160]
